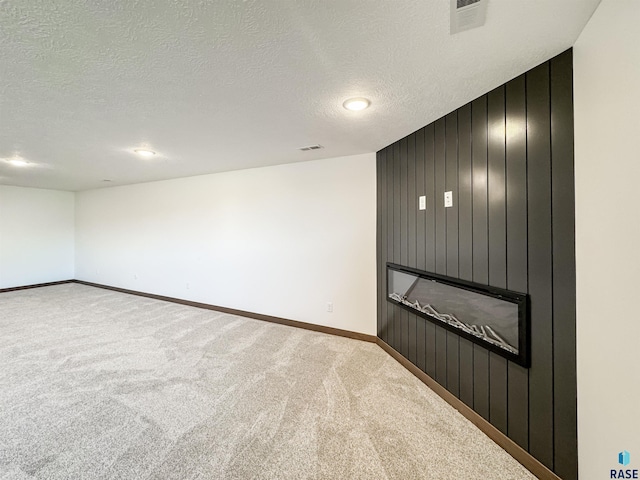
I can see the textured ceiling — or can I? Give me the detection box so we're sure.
[0,0,600,191]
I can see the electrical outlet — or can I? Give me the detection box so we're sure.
[133,274,138,280]
[444,191,453,208]
[327,302,333,313]
[186,282,190,289]
[419,195,426,210]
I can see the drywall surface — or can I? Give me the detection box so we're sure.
[75,154,377,335]
[574,1,640,478]
[0,186,75,288]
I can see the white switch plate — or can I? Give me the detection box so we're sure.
[327,302,333,313]
[444,191,453,208]
[419,195,426,210]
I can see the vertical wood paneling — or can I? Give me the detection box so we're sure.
[526,61,554,469]
[550,50,577,480]
[458,103,474,407]
[471,97,489,283]
[424,124,437,377]
[400,138,409,358]
[393,306,402,355]
[408,134,418,365]
[458,338,474,406]
[425,124,436,273]
[376,49,576,478]
[400,137,409,267]
[489,355,508,434]
[415,315,427,371]
[458,104,473,282]
[393,143,401,265]
[505,75,530,449]
[487,86,508,434]
[434,119,447,275]
[471,96,490,420]
[434,119,447,385]
[435,326,447,385]
[445,112,459,277]
[487,86,507,289]
[416,128,426,272]
[400,137,409,265]
[505,76,528,290]
[377,149,386,340]
[473,344,490,420]
[445,112,460,397]
[446,333,459,396]
[393,142,402,352]
[425,319,436,379]
[408,312,418,366]
[408,133,417,267]
[415,329,428,372]
[386,145,395,348]
[415,129,427,372]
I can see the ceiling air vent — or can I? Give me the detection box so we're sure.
[298,144,323,151]
[450,0,488,34]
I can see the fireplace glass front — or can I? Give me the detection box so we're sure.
[387,263,529,366]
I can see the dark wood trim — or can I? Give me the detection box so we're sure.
[376,338,562,480]
[526,58,555,468]
[72,280,377,343]
[0,280,75,293]
[550,49,578,480]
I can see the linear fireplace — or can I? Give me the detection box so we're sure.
[387,263,529,367]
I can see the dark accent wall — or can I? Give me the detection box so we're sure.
[376,49,576,479]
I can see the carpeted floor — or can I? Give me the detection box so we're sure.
[0,284,534,479]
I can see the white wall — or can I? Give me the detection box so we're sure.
[574,1,640,477]
[0,186,75,288]
[75,153,377,335]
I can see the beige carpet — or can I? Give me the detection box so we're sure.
[0,284,534,479]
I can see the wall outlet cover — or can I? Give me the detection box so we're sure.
[419,195,427,210]
[444,191,453,208]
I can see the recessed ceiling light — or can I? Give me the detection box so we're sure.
[3,157,30,167]
[343,97,371,111]
[133,149,156,157]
